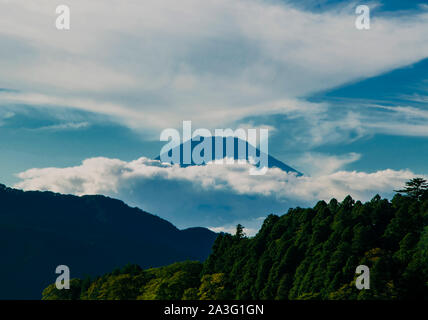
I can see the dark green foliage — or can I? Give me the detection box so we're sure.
[42,180,428,300]
[235,224,246,239]
[395,178,428,200]
[42,279,83,300]
[203,191,428,300]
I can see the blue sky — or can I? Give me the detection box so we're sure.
[286,0,428,13]
[0,0,427,234]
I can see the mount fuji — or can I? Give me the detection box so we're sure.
[156,136,302,176]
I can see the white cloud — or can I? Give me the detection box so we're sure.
[0,110,14,126]
[209,225,258,237]
[1,0,428,131]
[271,103,428,150]
[209,215,266,236]
[14,155,423,228]
[294,152,361,175]
[356,104,428,137]
[32,121,90,131]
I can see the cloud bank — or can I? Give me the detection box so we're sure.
[14,155,422,229]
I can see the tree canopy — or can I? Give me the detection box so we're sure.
[42,179,428,300]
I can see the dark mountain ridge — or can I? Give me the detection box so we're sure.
[0,184,217,299]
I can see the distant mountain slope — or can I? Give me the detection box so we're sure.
[0,184,217,299]
[156,136,302,175]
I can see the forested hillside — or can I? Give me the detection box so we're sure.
[43,179,428,300]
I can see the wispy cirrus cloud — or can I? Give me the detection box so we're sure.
[1,0,428,133]
[30,121,90,131]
